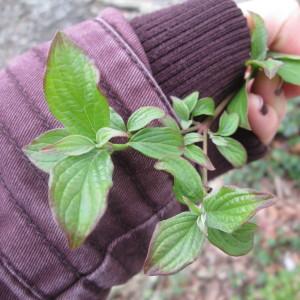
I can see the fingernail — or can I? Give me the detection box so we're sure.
[274,80,284,96]
[274,87,283,96]
[254,95,268,115]
[260,104,269,116]
[246,79,255,92]
[255,95,264,110]
[245,67,253,81]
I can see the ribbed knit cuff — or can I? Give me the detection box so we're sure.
[131,0,251,103]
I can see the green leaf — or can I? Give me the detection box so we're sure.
[204,186,273,233]
[268,52,300,85]
[42,135,95,156]
[44,32,110,140]
[183,92,199,113]
[192,97,215,117]
[144,212,205,275]
[210,135,227,146]
[212,136,247,167]
[269,52,300,61]
[109,108,126,131]
[246,59,284,79]
[23,129,69,172]
[155,156,204,203]
[161,116,180,132]
[227,84,251,130]
[208,223,257,256]
[216,112,239,137]
[184,145,215,171]
[129,127,184,160]
[127,106,165,132]
[49,150,113,248]
[180,120,193,130]
[184,133,203,145]
[250,12,268,60]
[171,97,190,121]
[277,59,300,86]
[96,127,128,148]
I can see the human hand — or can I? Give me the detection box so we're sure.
[239,0,300,144]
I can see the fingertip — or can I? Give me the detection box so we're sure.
[271,9,300,54]
[239,0,299,46]
[252,73,287,120]
[283,83,300,99]
[252,72,281,105]
[248,93,280,145]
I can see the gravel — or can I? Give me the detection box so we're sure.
[0,0,184,68]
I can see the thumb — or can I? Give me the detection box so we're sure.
[239,0,299,46]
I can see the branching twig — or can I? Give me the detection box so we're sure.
[181,93,234,135]
[202,129,208,188]
[202,94,234,130]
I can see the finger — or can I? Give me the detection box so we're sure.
[240,0,300,99]
[239,0,299,46]
[271,9,300,54]
[283,83,300,99]
[248,93,281,145]
[271,8,300,98]
[252,72,287,121]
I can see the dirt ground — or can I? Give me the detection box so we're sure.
[109,176,300,300]
[0,0,183,68]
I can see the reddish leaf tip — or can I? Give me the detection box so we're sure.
[52,31,69,45]
[41,145,55,153]
[67,233,85,250]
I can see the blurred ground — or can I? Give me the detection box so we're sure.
[0,0,183,68]
[1,1,300,300]
[110,179,300,300]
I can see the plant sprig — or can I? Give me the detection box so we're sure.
[23,12,300,276]
[228,12,300,133]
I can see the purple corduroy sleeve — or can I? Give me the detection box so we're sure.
[0,1,266,299]
[0,8,182,300]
